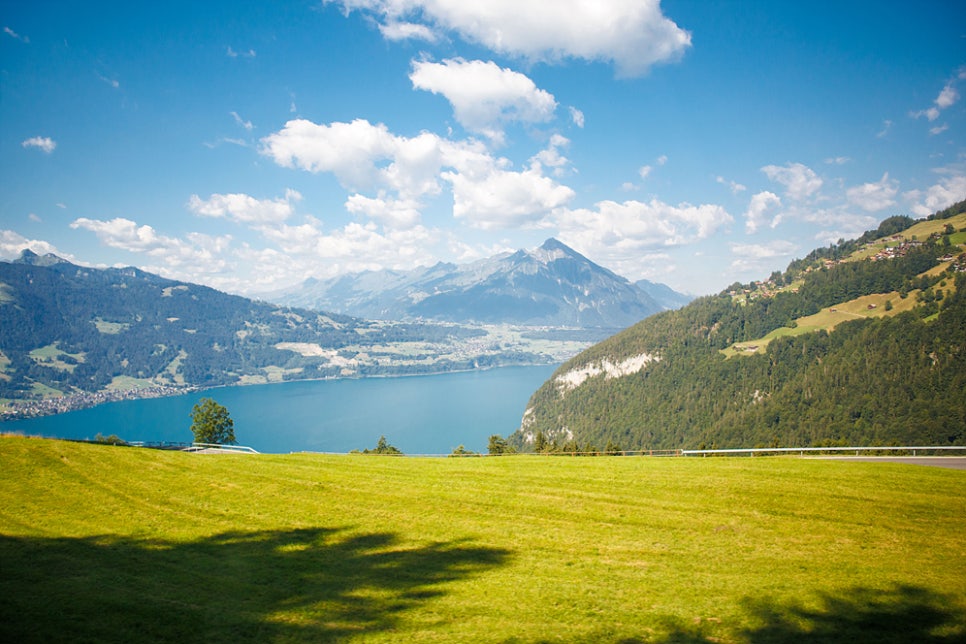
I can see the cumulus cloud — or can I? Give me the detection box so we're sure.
[729,240,798,273]
[904,171,966,217]
[345,193,422,228]
[531,134,572,177]
[761,162,822,200]
[444,161,575,229]
[410,59,556,143]
[262,116,576,231]
[0,230,64,260]
[744,191,782,234]
[557,198,732,250]
[552,199,731,280]
[188,190,302,225]
[70,217,233,274]
[261,118,399,191]
[22,136,56,153]
[328,0,691,77]
[846,173,898,212]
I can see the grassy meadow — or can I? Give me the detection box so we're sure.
[2,436,964,643]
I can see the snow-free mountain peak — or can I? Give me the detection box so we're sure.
[272,239,689,328]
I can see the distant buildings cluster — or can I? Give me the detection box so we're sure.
[1,385,193,421]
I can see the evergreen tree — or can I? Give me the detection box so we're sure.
[487,434,511,455]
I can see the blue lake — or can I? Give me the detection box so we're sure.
[3,365,557,454]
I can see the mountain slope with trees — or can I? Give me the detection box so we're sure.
[510,203,966,451]
[0,252,557,418]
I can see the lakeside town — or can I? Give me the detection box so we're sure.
[1,385,196,422]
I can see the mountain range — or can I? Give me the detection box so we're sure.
[270,238,690,328]
[511,203,966,452]
[0,250,573,418]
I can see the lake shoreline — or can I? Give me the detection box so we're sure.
[0,364,558,454]
[1,359,559,423]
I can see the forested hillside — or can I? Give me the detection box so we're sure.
[0,252,553,418]
[511,203,966,451]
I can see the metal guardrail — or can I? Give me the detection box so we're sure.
[681,446,966,457]
[183,443,259,454]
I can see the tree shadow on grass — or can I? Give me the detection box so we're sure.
[0,527,510,643]
[653,584,966,644]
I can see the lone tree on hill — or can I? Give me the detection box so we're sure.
[190,398,236,445]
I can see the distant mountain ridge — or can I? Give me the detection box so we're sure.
[272,239,689,328]
[0,252,569,418]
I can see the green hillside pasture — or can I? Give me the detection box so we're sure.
[1,437,964,643]
[725,290,930,357]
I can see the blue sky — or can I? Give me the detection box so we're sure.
[2,1,964,296]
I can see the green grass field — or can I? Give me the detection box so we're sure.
[2,436,964,643]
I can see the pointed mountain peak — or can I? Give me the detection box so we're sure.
[540,238,572,253]
[14,249,70,267]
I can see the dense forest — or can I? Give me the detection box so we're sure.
[510,203,966,451]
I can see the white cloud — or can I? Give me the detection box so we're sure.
[876,119,893,138]
[912,77,961,123]
[824,156,850,165]
[935,83,959,109]
[345,193,422,228]
[410,59,557,143]
[929,123,949,136]
[846,173,898,212]
[3,26,29,43]
[716,176,747,194]
[762,162,822,200]
[0,230,63,260]
[557,198,732,250]
[638,165,653,181]
[230,111,254,131]
[261,118,399,191]
[553,199,731,280]
[531,134,572,177]
[443,161,575,229]
[729,240,798,273]
[188,190,301,225]
[226,46,256,58]
[252,218,445,281]
[743,191,782,234]
[22,136,56,153]
[904,171,966,217]
[262,117,575,230]
[329,0,691,77]
[97,74,120,89]
[70,217,233,275]
[379,21,437,41]
[569,106,585,128]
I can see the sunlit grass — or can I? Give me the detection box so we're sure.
[2,436,964,642]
